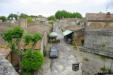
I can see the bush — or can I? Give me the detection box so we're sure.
[48,21,54,25]
[47,16,56,21]
[27,18,33,23]
[23,72,32,75]
[21,50,44,71]
[44,50,47,56]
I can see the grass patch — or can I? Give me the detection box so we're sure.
[100,66,106,72]
[84,58,89,62]
[95,54,113,60]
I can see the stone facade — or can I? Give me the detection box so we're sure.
[81,12,113,57]
[79,12,113,74]
[0,53,18,75]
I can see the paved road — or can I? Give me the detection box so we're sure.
[35,23,82,75]
[49,23,81,75]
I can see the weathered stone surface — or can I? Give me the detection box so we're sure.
[75,50,113,75]
[83,29,113,57]
[0,53,18,75]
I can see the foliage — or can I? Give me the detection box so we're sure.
[77,21,80,25]
[32,33,42,43]
[102,44,106,48]
[23,72,33,75]
[2,26,43,74]
[24,34,32,46]
[47,16,56,21]
[84,58,89,61]
[24,33,42,45]
[21,50,44,71]
[8,14,18,20]
[30,15,37,18]
[37,15,43,18]
[48,21,54,25]
[0,16,7,22]
[100,66,106,72]
[44,50,47,56]
[27,18,33,23]
[2,26,24,43]
[55,10,82,19]
[20,13,29,18]
[39,21,44,24]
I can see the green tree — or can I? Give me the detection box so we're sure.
[1,26,43,74]
[27,18,33,23]
[47,16,56,21]
[73,12,82,18]
[55,10,82,19]
[0,16,7,22]
[30,15,37,18]
[8,14,18,20]
[1,26,24,74]
[20,13,29,18]
[24,33,42,54]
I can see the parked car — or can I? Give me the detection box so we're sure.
[49,46,58,58]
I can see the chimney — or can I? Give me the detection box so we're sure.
[106,12,111,18]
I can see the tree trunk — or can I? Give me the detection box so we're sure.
[31,42,36,55]
[11,51,13,65]
[18,56,23,75]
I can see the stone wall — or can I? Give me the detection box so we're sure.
[88,21,113,29]
[0,53,18,75]
[82,30,113,57]
[40,32,48,54]
[75,50,113,75]
[20,19,27,29]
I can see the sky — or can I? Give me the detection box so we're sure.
[0,0,113,17]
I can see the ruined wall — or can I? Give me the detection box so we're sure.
[83,30,113,57]
[75,50,113,75]
[88,21,113,29]
[40,32,48,54]
[0,53,18,75]
[20,19,27,29]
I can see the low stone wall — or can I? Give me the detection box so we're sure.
[40,32,48,54]
[0,53,18,75]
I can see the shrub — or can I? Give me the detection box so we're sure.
[48,21,54,25]
[21,50,44,71]
[39,21,44,24]
[100,66,106,72]
[84,58,89,61]
[27,18,33,23]
[47,16,56,21]
[44,50,47,56]
[23,72,32,75]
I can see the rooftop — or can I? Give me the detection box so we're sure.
[86,12,113,21]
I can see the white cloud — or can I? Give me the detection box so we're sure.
[0,0,112,17]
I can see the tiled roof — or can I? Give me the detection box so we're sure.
[86,13,113,20]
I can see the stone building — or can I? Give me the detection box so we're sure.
[79,12,113,75]
[82,12,113,57]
